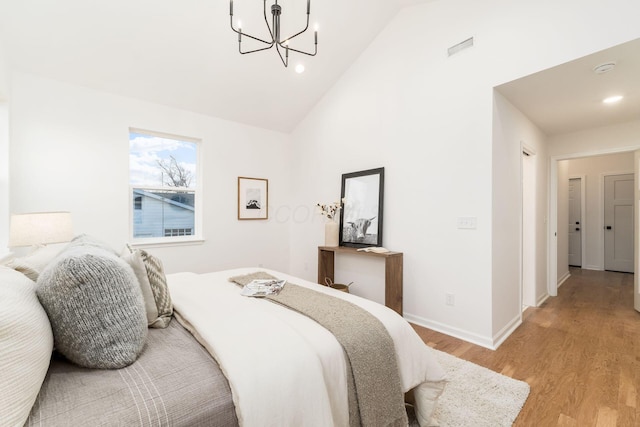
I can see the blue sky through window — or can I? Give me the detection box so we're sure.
[129,131,197,188]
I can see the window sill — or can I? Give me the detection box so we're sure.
[129,237,205,249]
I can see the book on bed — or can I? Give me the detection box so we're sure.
[240,278,286,297]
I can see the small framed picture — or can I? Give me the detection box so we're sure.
[238,177,268,220]
[339,167,384,247]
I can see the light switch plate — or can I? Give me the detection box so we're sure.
[457,217,477,229]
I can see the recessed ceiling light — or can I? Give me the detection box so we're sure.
[295,64,305,74]
[593,62,616,74]
[603,95,623,104]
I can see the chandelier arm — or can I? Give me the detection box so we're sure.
[239,31,275,45]
[230,17,273,45]
[282,45,317,57]
[240,44,275,55]
[275,44,289,67]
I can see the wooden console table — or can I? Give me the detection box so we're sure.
[317,246,403,316]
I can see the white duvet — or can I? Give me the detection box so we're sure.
[167,268,446,427]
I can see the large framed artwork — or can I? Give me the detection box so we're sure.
[238,177,268,220]
[339,167,384,247]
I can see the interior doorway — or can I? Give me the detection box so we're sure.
[549,149,640,304]
[568,177,582,268]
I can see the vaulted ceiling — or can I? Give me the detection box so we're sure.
[1,1,638,136]
[0,0,433,133]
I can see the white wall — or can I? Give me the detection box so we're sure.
[0,39,9,255]
[9,73,293,273]
[0,102,8,256]
[492,91,548,325]
[289,0,640,348]
[548,120,640,158]
[566,152,634,270]
[0,38,7,100]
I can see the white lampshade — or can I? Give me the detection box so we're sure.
[8,212,74,247]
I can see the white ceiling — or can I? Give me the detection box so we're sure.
[496,37,640,136]
[1,1,637,136]
[0,0,433,133]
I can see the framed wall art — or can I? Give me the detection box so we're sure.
[339,167,384,247]
[238,177,268,220]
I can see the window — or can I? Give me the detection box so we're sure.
[164,228,193,237]
[129,129,200,243]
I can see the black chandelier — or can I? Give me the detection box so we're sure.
[229,0,318,67]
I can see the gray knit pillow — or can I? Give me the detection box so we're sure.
[65,234,118,255]
[36,246,147,369]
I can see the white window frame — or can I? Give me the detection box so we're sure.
[128,128,203,247]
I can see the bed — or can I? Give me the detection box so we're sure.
[1,237,446,427]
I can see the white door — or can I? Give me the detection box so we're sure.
[568,178,582,267]
[604,174,634,273]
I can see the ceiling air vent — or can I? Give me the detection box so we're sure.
[448,37,474,57]
[593,62,616,74]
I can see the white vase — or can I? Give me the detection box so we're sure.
[325,221,339,247]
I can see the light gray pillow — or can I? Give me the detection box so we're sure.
[36,246,147,369]
[120,247,159,326]
[121,245,173,328]
[138,249,173,328]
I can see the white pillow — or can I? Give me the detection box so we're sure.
[0,266,54,426]
[5,243,67,281]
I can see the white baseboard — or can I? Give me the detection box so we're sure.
[557,271,571,288]
[536,292,550,306]
[492,314,522,349]
[583,265,604,271]
[404,312,495,350]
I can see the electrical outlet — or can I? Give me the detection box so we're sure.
[258,263,264,268]
[445,293,455,306]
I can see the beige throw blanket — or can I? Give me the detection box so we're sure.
[230,272,408,427]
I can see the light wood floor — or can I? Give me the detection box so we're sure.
[411,268,638,427]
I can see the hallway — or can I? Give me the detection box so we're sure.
[412,268,638,426]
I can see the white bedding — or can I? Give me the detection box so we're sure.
[167,268,446,427]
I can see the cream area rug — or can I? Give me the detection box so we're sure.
[408,349,530,427]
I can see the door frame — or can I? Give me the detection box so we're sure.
[521,143,536,308]
[568,175,586,269]
[548,146,640,297]
[601,171,635,271]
